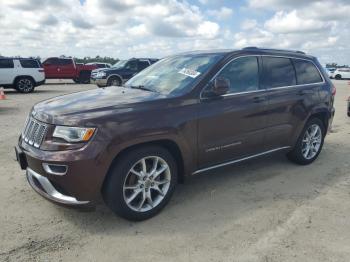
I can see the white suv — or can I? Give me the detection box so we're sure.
[333,68,350,80]
[0,58,45,93]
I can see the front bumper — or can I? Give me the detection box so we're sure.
[90,78,107,87]
[16,134,112,205]
[26,168,89,205]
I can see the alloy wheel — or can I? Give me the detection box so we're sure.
[301,124,322,160]
[18,79,33,92]
[123,156,171,212]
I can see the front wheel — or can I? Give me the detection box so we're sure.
[287,118,325,165]
[107,77,121,87]
[334,74,342,80]
[103,146,177,221]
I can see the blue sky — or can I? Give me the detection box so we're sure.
[1,0,350,65]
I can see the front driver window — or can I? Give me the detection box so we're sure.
[126,61,137,71]
[216,56,259,94]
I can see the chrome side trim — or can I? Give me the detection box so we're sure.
[192,146,291,175]
[42,163,68,176]
[26,168,89,205]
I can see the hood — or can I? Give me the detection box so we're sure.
[33,87,166,125]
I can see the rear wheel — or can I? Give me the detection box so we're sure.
[78,71,91,84]
[107,76,121,87]
[103,146,177,221]
[287,118,325,165]
[15,77,35,93]
[335,74,342,80]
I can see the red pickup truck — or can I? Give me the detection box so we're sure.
[42,57,98,84]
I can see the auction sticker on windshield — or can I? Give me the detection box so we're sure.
[178,68,201,78]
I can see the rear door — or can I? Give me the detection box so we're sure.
[57,59,76,78]
[197,56,268,168]
[262,56,323,150]
[0,59,15,84]
[19,59,45,82]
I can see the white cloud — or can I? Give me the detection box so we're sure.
[241,19,257,30]
[265,10,332,34]
[208,7,233,20]
[0,0,350,65]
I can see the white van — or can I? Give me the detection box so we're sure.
[0,58,45,93]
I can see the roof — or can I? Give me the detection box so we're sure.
[174,47,311,58]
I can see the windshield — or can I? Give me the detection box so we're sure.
[125,54,224,95]
[112,60,127,69]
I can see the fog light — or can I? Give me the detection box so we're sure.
[42,163,68,176]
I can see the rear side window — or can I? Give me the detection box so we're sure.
[43,58,60,65]
[293,59,323,84]
[0,59,14,68]
[58,59,73,66]
[262,57,296,88]
[20,59,40,68]
[217,56,259,94]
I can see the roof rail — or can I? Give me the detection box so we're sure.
[242,47,306,55]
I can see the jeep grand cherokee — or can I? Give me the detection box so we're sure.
[15,48,335,221]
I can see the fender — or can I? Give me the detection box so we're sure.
[106,74,124,83]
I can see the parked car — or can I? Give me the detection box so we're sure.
[333,68,350,80]
[42,57,98,84]
[325,67,336,78]
[90,58,158,87]
[0,57,45,93]
[15,48,335,220]
[86,62,112,69]
[348,96,350,117]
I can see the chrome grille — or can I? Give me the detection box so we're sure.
[22,117,47,148]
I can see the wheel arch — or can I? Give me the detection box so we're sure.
[307,110,330,132]
[102,139,186,194]
[13,75,36,86]
[106,74,123,84]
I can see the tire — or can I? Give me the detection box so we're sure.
[335,74,342,80]
[287,118,325,165]
[78,71,91,84]
[103,146,177,221]
[73,78,80,84]
[15,77,35,93]
[107,76,121,87]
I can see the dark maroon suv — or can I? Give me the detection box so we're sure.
[15,48,335,220]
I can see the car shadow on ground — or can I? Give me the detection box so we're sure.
[55,145,348,236]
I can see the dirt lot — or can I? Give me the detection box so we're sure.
[0,80,349,262]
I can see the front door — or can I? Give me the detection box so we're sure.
[197,56,268,169]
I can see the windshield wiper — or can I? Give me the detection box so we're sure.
[129,85,156,92]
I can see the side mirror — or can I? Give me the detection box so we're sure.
[212,77,230,96]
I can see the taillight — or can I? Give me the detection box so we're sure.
[331,83,336,96]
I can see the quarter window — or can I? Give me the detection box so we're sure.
[262,57,296,88]
[216,56,259,94]
[0,59,14,68]
[293,59,322,84]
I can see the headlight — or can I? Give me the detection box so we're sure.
[53,126,96,143]
[96,71,106,78]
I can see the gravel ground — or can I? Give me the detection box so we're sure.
[0,79,349,262]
